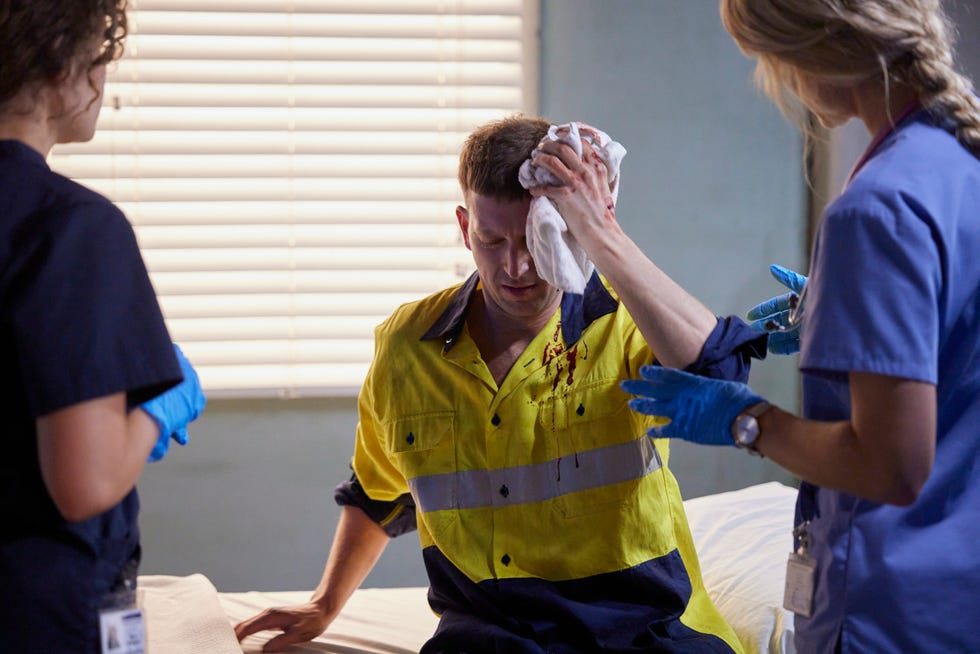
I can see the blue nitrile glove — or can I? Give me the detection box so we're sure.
[621,366,766,446]
[142,344,206,462]
[746,264,807,355]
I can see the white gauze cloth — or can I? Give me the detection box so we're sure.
[518,122,627,294]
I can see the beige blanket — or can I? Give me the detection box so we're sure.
[221,587,437,653]
[137,574,438,654]
[139,573,243,654]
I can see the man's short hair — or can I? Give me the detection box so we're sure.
[458,114,551,201]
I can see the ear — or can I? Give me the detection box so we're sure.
[44,58,83,116]
[455,205,472,251]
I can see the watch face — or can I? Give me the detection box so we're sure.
[735,414,760,447]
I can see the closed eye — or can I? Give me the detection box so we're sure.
[474,233,505,247]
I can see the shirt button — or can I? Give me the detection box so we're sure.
[405,432,415,445]
[491,413,501,426]
[499,485,509,498]
[501,554,511,566]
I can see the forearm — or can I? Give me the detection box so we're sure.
[73,410,158,516]
[310,506,391,619]
[755,379,935,506]
[122,408,161,475]
[627,366,937,505]
[584,221,717,368]
[37,394,159,521]
[753,407,881,498]
[527,139,717,367]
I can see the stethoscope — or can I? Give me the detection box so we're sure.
[764,284,807,333]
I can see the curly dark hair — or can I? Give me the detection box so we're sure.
[0,0,127,108]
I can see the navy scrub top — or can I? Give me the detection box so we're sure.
[0,139,182,653]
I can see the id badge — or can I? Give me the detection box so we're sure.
[99,588,145,654]
[783,551,816,618]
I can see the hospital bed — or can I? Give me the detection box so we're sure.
[139,482,798,654]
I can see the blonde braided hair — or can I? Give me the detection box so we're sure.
[896,2,980,151]
[721,0,980,154]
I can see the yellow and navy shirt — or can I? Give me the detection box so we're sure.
[337,271,764,653]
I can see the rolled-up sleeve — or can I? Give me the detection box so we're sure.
[684,316,768,382]
[334,473,418,538]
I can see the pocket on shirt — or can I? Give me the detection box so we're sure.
[539,379,645,518]
[388,411,456,458]
[386,411,458,544]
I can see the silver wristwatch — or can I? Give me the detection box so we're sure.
[731,402,772,455]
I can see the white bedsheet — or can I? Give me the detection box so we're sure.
[684,482,798,654]
[140,482,799,654]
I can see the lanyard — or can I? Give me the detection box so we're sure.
[845,99,923,186]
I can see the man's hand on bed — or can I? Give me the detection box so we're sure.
[621,366,766,446]
[234,601,333,652]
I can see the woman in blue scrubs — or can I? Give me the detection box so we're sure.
[620,1,980,652]
[0,1,206,651]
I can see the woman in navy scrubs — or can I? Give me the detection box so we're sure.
[0,1,205,651]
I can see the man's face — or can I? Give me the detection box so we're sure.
[456,193,561,325]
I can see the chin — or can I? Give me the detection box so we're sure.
[816,113,848,129]
[57,125,98,145]
[76,121,100,142]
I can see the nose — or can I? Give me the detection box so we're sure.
[505,241,534,279]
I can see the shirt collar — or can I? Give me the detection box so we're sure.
[846,99,924,185]
[0,140,49,170]
[421,270,618,352]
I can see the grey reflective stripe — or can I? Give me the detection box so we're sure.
[408,437,663,514]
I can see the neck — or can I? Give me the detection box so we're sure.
[468,294,558,386]
[0,123,54,159]
[472,294,556,346]
[854,80,921,137]
[0,84,62,157]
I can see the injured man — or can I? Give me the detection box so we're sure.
[234,114,767,653]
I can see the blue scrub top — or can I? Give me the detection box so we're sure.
[796,112,980,652]
[0,140,182,653]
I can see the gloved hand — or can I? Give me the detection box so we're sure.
[621,366,765,446]
[746,264,807,355]
[142,344,206,462]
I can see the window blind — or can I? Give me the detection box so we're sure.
[50,0,538,397]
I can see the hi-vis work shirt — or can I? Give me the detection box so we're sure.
[339,272,765,653]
